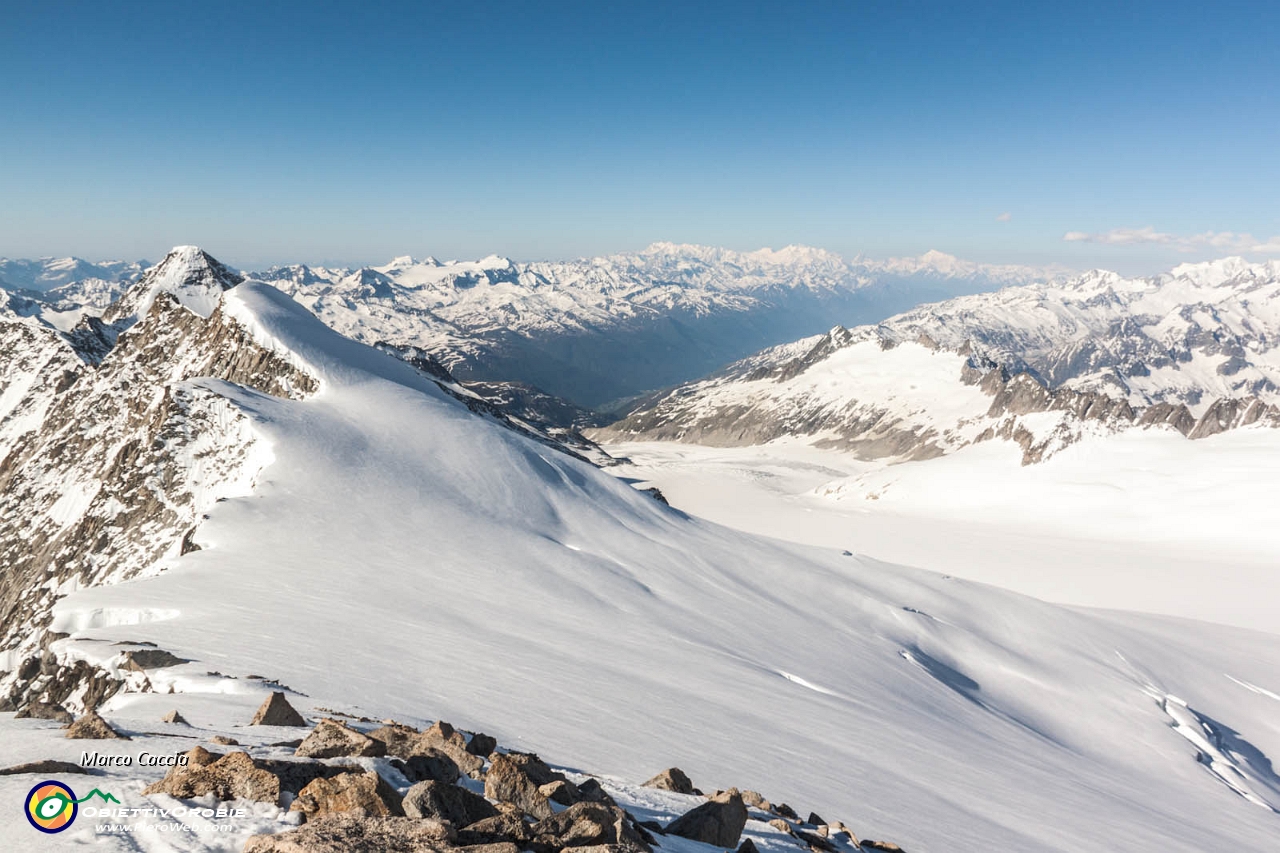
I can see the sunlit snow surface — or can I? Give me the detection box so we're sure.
[21,282,1280,852]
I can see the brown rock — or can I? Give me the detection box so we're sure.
[457,811,535,847]
[419,722,484,779]
[773,803,799,820]
[244,813,455,852]
[740,791,768,809]
[65,710,129,740]
[251,692,308,727]
[796,829,837,851]
[738,840,760,853]
[0,759,95,776]
[768,819,792,834]
[121,649,188,671]
[256,758,361,795]
[368,723,421,756]
[861,843,905,852]
[295,719,386,759]
[161,710,188,725]
[666,789,747,848]
[390,749,462,784]
[540,779,582,805]
[143,751,280,803]
[403,779,499,826]
[485,753,553,819]
[641,767,694,795]
[210,735,239,745]
[15,701,74,724]
[467,732,498,756]
[532,801,650,851]
[576,778,616,805]
[807,812,825,827]
[291,770,404,820]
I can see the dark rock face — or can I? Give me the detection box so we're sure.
[65,710,128,740]
[291,771,405,820]
[391,750,463,784]
[666,789,748,848]
[403,779,500,826]
[252,692,309,726]
[295,719,386,759]
[244,813,456,853]
[486,753,554,819]
[15,700,74,723]
[143,750,280,803]
[121,648,188,671]
[466,732,498,757]
[642,767,695,794]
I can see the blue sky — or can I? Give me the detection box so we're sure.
[1,0,1277,273]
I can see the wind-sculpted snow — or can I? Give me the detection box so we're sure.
[598,258,1280,462]
[30,271,1280,852]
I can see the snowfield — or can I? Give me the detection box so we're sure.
[13,281,1280,852]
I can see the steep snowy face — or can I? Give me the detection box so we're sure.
[27,279,1280,853]
[597,260,1280,462]
[257,244,1057,405]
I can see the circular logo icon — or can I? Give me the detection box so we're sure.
[26,781,77,833]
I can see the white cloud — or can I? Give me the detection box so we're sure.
[1062,227,1280,254]
[996,212,1012,222]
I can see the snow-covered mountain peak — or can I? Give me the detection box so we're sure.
[105,246,244,327]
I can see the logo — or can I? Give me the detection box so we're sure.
[25,782,118,834]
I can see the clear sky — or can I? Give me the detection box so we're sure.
[1,0,1277,273]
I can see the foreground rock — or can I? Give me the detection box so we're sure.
[144,749,280,803]
[244,813,456,853]
[295,718,386,759]
[665,788,747,847]
[15,701,74,724]
[291,770,404,819]
[532,801,651,852]
[371,721,482,779]
[65,710,129,740]
[252,691,308,727]
[391,749,462,784]
[642,767,695,795]
[0,759,95,776]
[458,810,536,847]
[485,753,553,819]
[403,779,499,825]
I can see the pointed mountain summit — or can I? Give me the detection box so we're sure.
[104,246,243,328]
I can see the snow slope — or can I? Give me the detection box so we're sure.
[605,435,1280,634]
[39,281,1280,852]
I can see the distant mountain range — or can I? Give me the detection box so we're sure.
[595,258,1280,462]
[1,245,1059,407]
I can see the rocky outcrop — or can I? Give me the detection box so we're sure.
[531,801,652,852]
[290,771,404,820]
[65,710,128,740]
[295,718,387,759]
[485,753,554,819]
[15,700,73,723]
[249,691,309,722]
[403,779,499,825]
[0,759,95,776]
[244,813,456,853]
[143,749,280,803]
[642,767,695,794]
[665,788,748,847]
